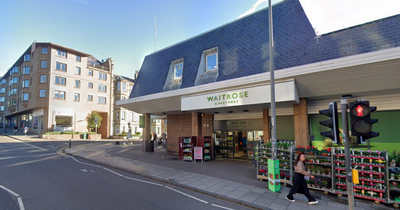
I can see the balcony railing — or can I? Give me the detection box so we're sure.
[87,63,109,71]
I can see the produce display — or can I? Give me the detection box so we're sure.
[256,144,400,207]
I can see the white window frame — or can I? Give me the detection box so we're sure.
[56,62,67,72]
[54,90,66,100]
[75,66,81,75]
[206,53,218,71]
[75,80,81,88]
[55,76,66,86]
[117,82,121,91]
[88,82,93,88]
[76,55,81,62]
[98,85,106,92]
[57,50,67,58]
[42,47,48,54]
[87,94,93,101]
[88,70,93,76]
[39,89,46,98]
[174,63,183,79]
[22,80,29,88]
[41,60,47,68]
[40,75,47,83]
[23,66,30,75]
[98,96,106,104]
[74,93,80,101]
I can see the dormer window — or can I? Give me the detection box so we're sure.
[163,58,184,91]
[206,53,217,71]
[174,63,183,79]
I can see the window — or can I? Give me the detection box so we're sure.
[116,112,120,120]
[99,72,107,80]
[117,82,120,91]
[0,106,3,111]
[174,63,183,79]
[121,111,125,120]
[88,70,93,76]
[40,75,47,83]
[54,90,66,100]
[56,62,67,72]
[12,77,18,84]
[116,126,120,134]
[74,93,80,101]
[122,82,126,91]
[0,88,5,93]
[39,89,46,98]
[98,85,106,92]
[57,50,67,58]
[75,67,81,75]
[42,47,48,54]
[41,60,48,68]
[76,55,81,62]
[55,76,66,86]
[22,93,29,101]
[13,66,18,73]
[206,53,218,71]
[75,80,81,88]
[24,54,31,61]
[122,96,126,100]
[87,94,93,101]
[0,97,4,102]
[0,79,6,85]
[98,96,106,104]
[23,66,30,75]
[22,80,29,88]
[88,82,93,88]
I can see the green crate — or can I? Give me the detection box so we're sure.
[267,159,281,192]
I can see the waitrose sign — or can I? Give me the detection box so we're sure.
[181,81,298,111]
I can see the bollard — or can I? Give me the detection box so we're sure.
[69,139,72,148]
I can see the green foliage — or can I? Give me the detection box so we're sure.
[43,131,86,135]
[322,139,333,147]
[86,111,103,131]
[135,131,141,135]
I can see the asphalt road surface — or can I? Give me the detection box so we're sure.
[0,136,253,210]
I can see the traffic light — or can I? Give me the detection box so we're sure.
[349,100,379,143]
[319,102,339,144]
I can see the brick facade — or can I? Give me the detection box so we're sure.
[167,113,192,152]
[262,109,271,143]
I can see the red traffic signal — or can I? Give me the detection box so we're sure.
[349,100,379,141]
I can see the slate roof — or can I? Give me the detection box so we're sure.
[130,0,400,98]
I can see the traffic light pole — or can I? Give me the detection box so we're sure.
[341,97,355,210]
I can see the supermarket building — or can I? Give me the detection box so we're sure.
[117,0,400,157]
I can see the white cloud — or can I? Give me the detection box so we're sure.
[299,0,400,35]
[238,0,268,19]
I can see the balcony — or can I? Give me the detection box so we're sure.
[87,63,109,71]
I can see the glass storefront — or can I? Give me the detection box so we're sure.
[214,130,263,160]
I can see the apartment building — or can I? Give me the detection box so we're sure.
[113,75,142,136]
[0,42,114,138]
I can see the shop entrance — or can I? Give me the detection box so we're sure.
[214,130,263,160]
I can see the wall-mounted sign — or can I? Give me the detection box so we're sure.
[33,108,44,117]
[181,80,298,111]
[139,115,145,128]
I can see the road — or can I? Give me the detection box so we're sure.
[0,136,253,210]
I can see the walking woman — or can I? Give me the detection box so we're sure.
[286,153,318,205]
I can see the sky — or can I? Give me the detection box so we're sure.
[0,0,399,78]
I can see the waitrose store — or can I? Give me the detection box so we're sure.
[118,0,400,155]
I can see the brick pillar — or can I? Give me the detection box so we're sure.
[191,112,201,137]
[293,99,309,147]
[263,109,271,143]
[142,113,151,151]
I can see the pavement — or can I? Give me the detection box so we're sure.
[2,130,397,210]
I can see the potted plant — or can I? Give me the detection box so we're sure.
[321,148,331,156]
[295,146,305,154]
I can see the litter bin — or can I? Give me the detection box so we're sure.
[145,140,154,152]
[83,133,87,140]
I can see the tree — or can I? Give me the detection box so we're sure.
[86,111,103,132]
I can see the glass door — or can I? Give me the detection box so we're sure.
[214,131,227,158]
[246,131,254,160]
[227,131,235,158]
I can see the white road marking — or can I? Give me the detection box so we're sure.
[0,184,25,210]
[123,176,163,186]
[71,157,81,163]
[0,184,19,197]
[79,161,102,168]
[103,167,124,177]
[17,197,25,210]
[165,186,208,204]
[211,204,235,210]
